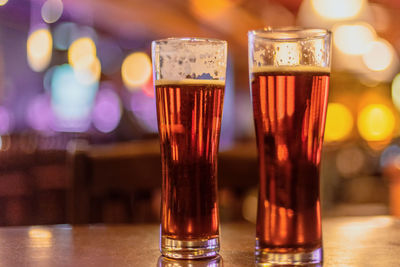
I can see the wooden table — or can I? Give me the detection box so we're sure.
[1,216,399,266]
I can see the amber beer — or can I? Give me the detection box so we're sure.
[156,80,224,245]
[251,67,329,255]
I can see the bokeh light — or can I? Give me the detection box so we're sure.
[68,37,97,69]
[121,52,152,90]
[52,22,80,50]
[92,87,122,133]
[311,0,365,20]
[43,66,56,92]
[73,57,101,85]
[26,94,53,132]
[41,0,63,24]
[336,146,365,177]
[333,23,376,55]
[68,37,100,86]
[130,91,158,132]
[357,104,395,142]
[27,28,53,72]
[51,64,98,132]
[190,0,235,18]
[0,0,8,6]
[325,103,353,142]
[362,39,394,71]
[391,73,400,112]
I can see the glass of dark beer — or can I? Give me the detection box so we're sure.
[248,28,331,265]
[152,38,227,259]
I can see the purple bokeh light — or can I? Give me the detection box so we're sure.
[26,94,54,133]
[130,90,158,132]
[92,87,122,133]
[0,106,12,134]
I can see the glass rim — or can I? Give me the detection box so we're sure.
[152,37,227,46]
[248,27,331,41]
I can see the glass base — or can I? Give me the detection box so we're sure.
[255,247,322,266]
[161,236,220,259]
[157,255,222,266]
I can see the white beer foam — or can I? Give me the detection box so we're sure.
[251,65,330,74]
[155,79,225,86]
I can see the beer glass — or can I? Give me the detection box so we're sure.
[152,38,227,259]
[248,28,331,265]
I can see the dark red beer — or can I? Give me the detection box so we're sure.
[251,68,329,253]
[156,80,224,240]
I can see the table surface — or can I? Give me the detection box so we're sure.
[1,216,399,267]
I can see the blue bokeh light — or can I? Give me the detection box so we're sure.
[51,64,98,132]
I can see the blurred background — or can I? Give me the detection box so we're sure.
[0,0,399,226]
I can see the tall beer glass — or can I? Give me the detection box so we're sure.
[152,38,227,259]
[248,28,331,265]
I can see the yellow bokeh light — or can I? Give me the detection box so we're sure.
[311,0,364,20]
[27,28,53,72]
[68,37,97,69]
[333,23,376,55]
[392,73,400,112]
[324,103,353,142]
[0,0,8,6]
[121,52,152,90]
[362,39,394,71]
[190,0,235,18]
[74,57,101,85]
[357,104,395,142]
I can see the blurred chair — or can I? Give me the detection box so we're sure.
[67,139,161,224]
[67,139,259,224]
[0,141,67,226]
